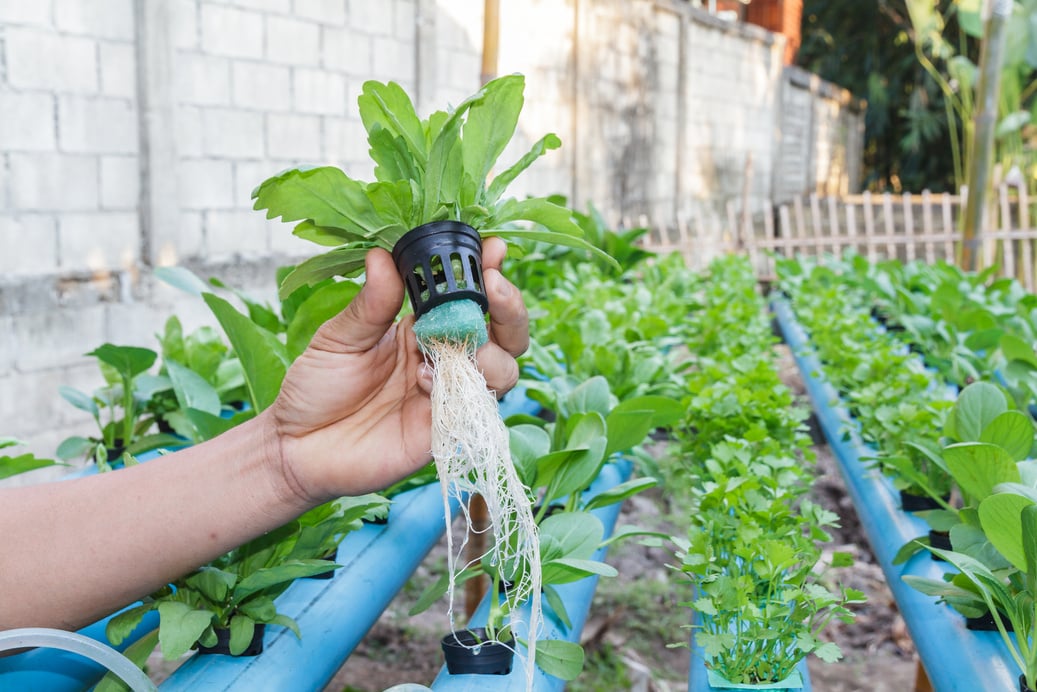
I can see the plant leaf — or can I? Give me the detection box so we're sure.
[277,246,373,300]
[157,601,213,660]
[203,293,289,413]
[531,638,585,680]
[252,166,384,239]
[285,280,361,361]
[93,628,159,692]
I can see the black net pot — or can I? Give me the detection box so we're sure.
[966,610,1014,632]
[196,623,265,657]
[899,489,947,512]
[928,529,952,560]
[1023,674,1035,692]
[391,221,488,320]
[441,628,514,675]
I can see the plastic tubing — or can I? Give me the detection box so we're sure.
[772,297,1017,691]
[0,628,156,692]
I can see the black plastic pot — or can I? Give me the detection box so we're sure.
[391,221,488,319]
[899,489,947,512]
[966,610,1014,632]
[1022,674,1035,692]
[196,623,265,657]
[441,628,514,675]
[928,529,951,560]
[306,551,338,580]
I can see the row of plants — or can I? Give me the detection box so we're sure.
[670,255,862,688]
[791,252,1037,412]
[2,75,697,690]
[775,253,1037,692]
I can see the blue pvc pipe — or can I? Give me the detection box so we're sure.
[161,386,540,690]
[430,458,633,692]
[0,385,538,691]
[161,481,461,690]
[772,298,1017,691]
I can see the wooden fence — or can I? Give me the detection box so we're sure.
[637,184,1037,292]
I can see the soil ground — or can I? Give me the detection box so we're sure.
[322,344,923,692]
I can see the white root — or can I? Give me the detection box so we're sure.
[423,338,542,689]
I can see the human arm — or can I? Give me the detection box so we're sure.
[0,238,527,631]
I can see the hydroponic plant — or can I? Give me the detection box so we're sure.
[253,73,610,683]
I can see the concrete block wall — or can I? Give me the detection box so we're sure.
[0,0,863,461]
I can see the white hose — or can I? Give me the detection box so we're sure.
[0,627,156,692]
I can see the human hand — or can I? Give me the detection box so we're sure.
[266,237,528,504]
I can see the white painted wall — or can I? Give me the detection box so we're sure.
[0,0,862,459]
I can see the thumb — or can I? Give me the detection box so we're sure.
[314,248,405,353]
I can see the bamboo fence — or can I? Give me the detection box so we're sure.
[637,184,1037,292]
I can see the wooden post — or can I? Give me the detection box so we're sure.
[961,0,1012,270]
[921,190,935,264]
[902,192,916,262]
[863,190,877,262]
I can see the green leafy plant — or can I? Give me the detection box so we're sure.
[56,344,182,470]
[106,522,338,662]
[252,74,614,300]
[0,437,61,480]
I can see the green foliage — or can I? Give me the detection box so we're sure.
[665,255,858,683]
[56,343,182,470]
[106,523,343,661]
[0,437,61,480]
[254,75,612,300]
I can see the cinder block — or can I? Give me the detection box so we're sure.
[0,3,50,25]
[205,209,270,258]
[10,153,99,211]
[100,155,140,210]
[201,5,264,59]
[0,316,15,379]
[267,112,322,161]
[5,28,98,93]
[54,0,135,40]
[323,27,371,74]
[58,96,139,154]
[294,0,347,26]
[0,91,56,151]
[105,300,175,351]
[0,214,58,275]
[234,161,277,208]
[372,36,415,82]
[171,0,200,49]
[225,0,291,12]
[100,42,138,98]
[58,211,140,273]
[12,303,108,371]
[232,61,291,111]
[324,116,370,169]
[202,108,265,159]
[175,52,231,105]
[167,210,206,260]
[177,159,235,209]
[266,16,320,66]
[176,106,204,157]
[393,0,416,40]
[293,68,346,115]
[347,0,394,35]
[269,216,317,256]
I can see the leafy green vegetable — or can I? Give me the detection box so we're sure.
[254,74,615,300]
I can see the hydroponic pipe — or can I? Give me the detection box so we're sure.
[430,458,633,692]
[0,628,156,692]
[772,298,1016,691]
[160,385,541,691]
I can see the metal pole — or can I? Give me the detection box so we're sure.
[961,0,1012,271]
